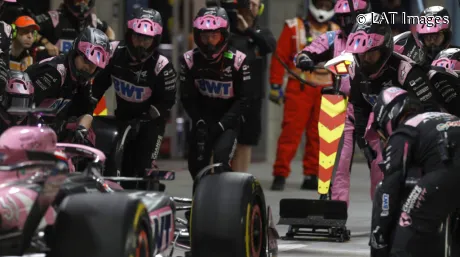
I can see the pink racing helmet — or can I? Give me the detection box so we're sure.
[126,7,163,62]
[193,7,230,60]
[3,70,34,109]
[334,0,371,35]
[415,6,452,60]
[430,48,460,77]
[345,13,393,79]
[68,27,111,84]
[372,87,422,139]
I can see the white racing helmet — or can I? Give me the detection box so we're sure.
[308,0,334,23]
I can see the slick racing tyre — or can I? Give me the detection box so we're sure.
[191,172,268,257]
[48,194,152,257]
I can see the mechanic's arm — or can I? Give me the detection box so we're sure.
[429,72,460,116]
[219,56,251,130]
[0,23,11,92]
[349,77,371,150]
[403,66,443,112]
[67,86,95,129]
[96,18,115,41]
[244,27,276,56]
[25,64,63,106]
[179,57,201,123]
[371,132,416,247]
[295,31,335,68]
[34,12,59,56]
[92,62,114,103]
[150,62,177,119]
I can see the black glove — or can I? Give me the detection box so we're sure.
[357,137,377,162]
[74,125,88,144]
[370,226,389,257]
[295,53,315,71]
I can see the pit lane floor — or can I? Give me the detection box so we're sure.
[158,160,372,257]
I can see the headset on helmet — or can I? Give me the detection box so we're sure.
[12,16,39,41]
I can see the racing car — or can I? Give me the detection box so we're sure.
[0,107,279,257]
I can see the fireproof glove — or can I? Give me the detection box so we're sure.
[269,84,284,105]
[369,226,389,257]
[295,53,315,71]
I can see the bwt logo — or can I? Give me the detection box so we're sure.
[112,76,149,102]
[149,207,174,255]
[58,39,73,53]
[195,79,234,99]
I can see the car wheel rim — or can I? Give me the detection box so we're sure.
[251,204,263,257]
[136,229,149,257]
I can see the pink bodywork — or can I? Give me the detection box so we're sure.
[0,126,57,151]
[0,148,58,231]
[0,127,115,232]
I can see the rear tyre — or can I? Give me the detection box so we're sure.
[48,194,152,257]
[191,172,267,257]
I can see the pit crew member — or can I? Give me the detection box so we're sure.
[295,0,371,205]
[34,0,115,57]
[369,87,460,257]
[269,0,340,191]
[180,6,251,183]
[25,27,111,141]
[345,13,443,201]
[92,7,177,182]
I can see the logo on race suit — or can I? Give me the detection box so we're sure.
[195,79,234,99]
[362,93,378,106]
[40,98,71,113]
[399,212,412,227]
[149,206,174,255]
[436,120,460,131]
[381,193,389,216]
[223,66,232,74]
[112,76,151,102]
[57,39,74,53]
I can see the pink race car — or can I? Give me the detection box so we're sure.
[0,108,279,257]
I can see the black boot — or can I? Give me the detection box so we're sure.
[301,175,318,190]
[270,176,286,191]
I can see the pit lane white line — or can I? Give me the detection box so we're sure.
[278,244,369,255]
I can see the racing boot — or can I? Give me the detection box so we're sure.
[270,176,286,191]
[300,175,318,190]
